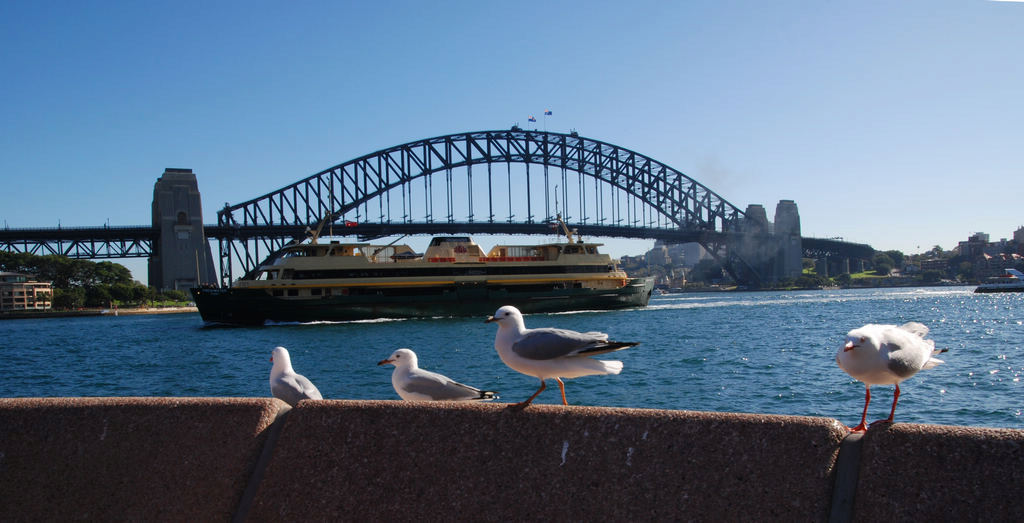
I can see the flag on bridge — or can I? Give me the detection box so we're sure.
[544,110,552,115]
[528,116,537,122]
[345,220,358,227]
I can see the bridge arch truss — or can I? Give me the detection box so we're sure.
[216,129,746,285]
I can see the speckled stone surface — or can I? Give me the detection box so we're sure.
[853,423,1024,520]
[0,397,285,522]
[248,401,848,521]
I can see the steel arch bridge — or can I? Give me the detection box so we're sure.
[215,129,752,286]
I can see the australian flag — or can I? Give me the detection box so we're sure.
[528,116,537,122]
[544,110,552,115]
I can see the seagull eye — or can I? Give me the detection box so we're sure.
[859,336,866,343]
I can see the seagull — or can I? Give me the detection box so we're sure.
[485,305,637,409]
[269,346,323,406]
[836,322,947,432]
[377,348,498,401]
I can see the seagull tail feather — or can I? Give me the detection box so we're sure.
[923,348,948,370]
[579,341,639,356]
[599,360,624,375]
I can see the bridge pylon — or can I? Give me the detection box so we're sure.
[722,200,803,286]
[148,169,217,291]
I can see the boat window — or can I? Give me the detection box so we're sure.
[287,289,299,296]
[504,246,540,258]
[311,288,322,296]
[429,237,471,246]
[586,247,597,254]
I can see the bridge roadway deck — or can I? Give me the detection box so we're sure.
[0,397,1019,521]
[0,223,872,258]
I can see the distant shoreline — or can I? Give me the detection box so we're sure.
[0,306,198,320]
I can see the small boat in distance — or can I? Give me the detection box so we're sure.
[191,216,654,325]
[974,268,1024,294]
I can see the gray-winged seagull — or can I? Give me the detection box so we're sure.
[269,346,323,406]
[485,305,638,409]
[377,348,498,401]
[836,322,947,432]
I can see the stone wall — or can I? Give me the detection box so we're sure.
[1,398,1022,521]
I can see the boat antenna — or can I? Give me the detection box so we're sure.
[554,184,560,217]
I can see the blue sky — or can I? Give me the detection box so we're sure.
[2,1,1022,284]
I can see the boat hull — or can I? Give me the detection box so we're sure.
[191,277,654,325]
[974,285,1024,293]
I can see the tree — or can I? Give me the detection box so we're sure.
[957,262,973,282]
[884,250,905,267]
[92,261,133,285]
[872,253,894,276]
[794,274,829,289]
[84,286,112,308]
[53,287,85,309]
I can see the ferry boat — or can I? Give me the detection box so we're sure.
[974,268,1024,294]
[191,218,654,325]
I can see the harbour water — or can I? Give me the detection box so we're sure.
[2,286,1021,429]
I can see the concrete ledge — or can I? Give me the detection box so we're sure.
[2,398,1022,521]
[853,423,1024,520]
[0,397,284,521]
[248,401,847,521]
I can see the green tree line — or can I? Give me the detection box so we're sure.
[0,251,189,309]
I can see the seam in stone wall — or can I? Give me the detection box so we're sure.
[827,432,864,523]
[233,404,292,522]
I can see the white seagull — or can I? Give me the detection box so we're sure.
[485,305,638,409]
[836,322,947,432]
[377,348,498,401]
[269,346,323,406]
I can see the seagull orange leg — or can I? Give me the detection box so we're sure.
[510,379,546,410]
[555,378,567,405]
[871,384,900,427]
[848,385,871,433]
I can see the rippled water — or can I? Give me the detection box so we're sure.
[2,286,1021,429]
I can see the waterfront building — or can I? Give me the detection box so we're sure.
[956,229,1024,278]
[920,258,949,272]
[0,272,52,312]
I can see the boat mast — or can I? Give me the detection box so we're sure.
[554,214,582,244]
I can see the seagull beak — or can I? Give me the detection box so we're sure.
[377,358,393,366]
[485,316,496,323]
[843,341,856,352]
